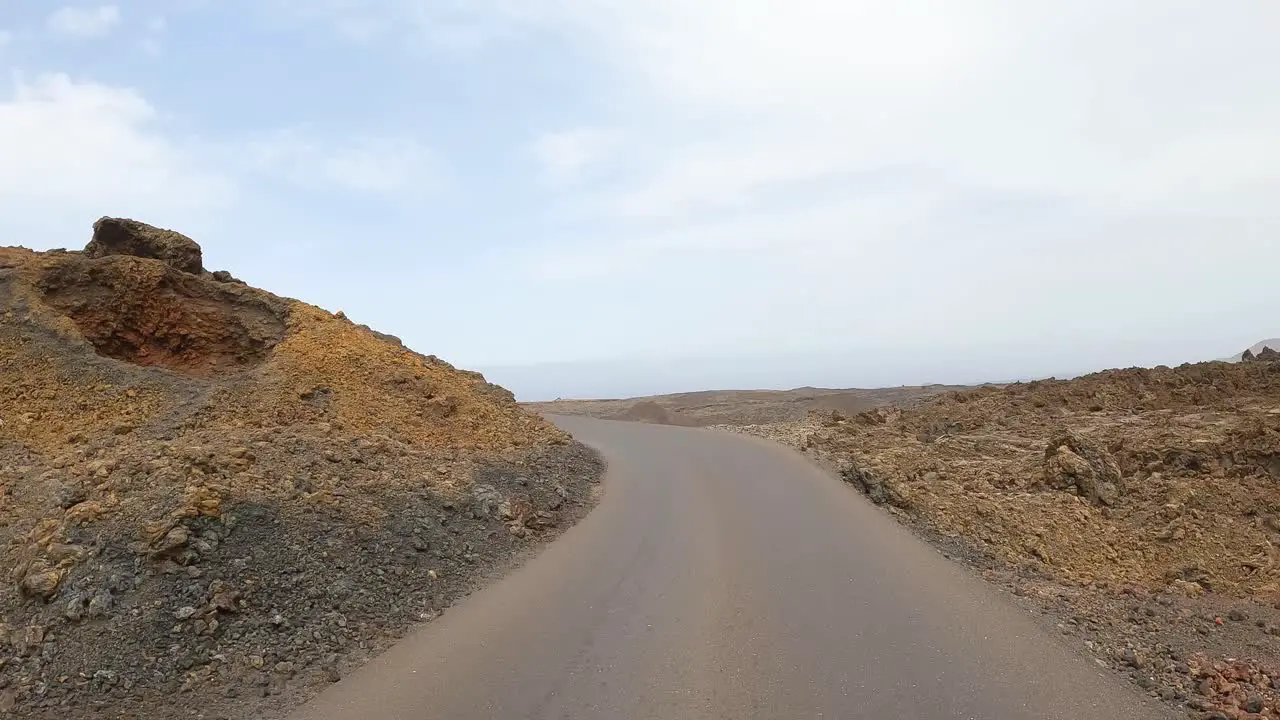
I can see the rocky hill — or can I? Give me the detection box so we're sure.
[724,353,1280,718]
[0,219,603,719]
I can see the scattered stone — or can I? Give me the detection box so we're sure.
[531,510,558,529]
[20,625,45,652]
[64,595,88,622]
[46,543,85,563]
[56,483,88,509]
[470,484,502,519]
[20,567,63,600]
[157,526,189,554]
[500,494,533,524]
[212,589,239,613]
[87,589,114,619]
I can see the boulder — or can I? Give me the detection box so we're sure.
[211,270,246,285]
[840,461,908,509]
[19,564,63,600]
[85,217,204,274]
[1042,432,1123,506]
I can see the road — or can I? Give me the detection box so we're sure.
[289,416,1176,720]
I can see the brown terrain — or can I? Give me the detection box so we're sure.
[719,346,1280,720]
[0,219,603,719]
[526,383,975,427]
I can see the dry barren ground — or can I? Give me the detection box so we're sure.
[720,351,1280,720]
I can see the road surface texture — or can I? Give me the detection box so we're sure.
[290,417,1176,720]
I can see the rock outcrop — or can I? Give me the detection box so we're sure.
[84,217,204,274]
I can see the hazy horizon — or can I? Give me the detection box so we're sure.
[481,331,1273,401]
[2,2,1278,399]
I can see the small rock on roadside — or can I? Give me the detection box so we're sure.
[88,589,114,619]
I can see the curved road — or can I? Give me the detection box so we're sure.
[290,416,1175,720]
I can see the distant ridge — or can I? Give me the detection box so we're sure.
[1226,338,1280,362]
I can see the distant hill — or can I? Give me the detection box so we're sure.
[1225,338,1280,362]
[526,383,977,427]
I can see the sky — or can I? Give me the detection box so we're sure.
[1,1,1278,400]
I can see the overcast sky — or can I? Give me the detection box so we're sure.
[1,1,1277,399]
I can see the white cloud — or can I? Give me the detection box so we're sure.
[0,68,437,253]
[525,1,1280,220]
[282,1,1280,226]
[48,5,121,38]
[0,73,233,237]
[0,30,12,49]
[243,130,438,197]
[531,128,618,185]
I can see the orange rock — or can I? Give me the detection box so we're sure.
[64,501,103,526]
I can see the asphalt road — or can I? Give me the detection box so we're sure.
[290,416,1176,720]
